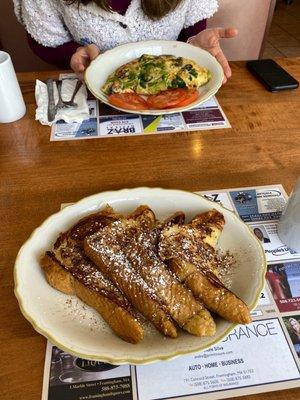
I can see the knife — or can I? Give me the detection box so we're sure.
[46,79,56,122]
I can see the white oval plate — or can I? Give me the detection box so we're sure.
[85,40,224,115]
[14,188,266,365]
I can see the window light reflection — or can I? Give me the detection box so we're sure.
[192,140,202,158]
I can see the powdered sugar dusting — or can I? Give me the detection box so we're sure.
[59,296,112,333]
[159,224,235,288]
[216,251,236,288]
[44,205,238,341]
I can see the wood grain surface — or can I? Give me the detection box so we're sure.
[0,58,299,400]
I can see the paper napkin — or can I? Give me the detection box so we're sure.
[35,78,89,126]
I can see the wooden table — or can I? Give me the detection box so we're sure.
[1,58,300,400]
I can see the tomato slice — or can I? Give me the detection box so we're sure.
[108,93,149,110]
[176,89,199,107]
[146,89,189,109]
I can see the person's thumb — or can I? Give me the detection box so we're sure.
[86,44,100,61]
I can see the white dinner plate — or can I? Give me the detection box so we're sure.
[14,188,266,364]
[85,40,224,115]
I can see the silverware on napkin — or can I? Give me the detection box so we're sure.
[46,78,83,123]
[63,80,82,107]
[55,79,82,108]
[46,79,56,122]
[55,80,67,110]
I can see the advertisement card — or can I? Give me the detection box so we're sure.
[229,187,287,223]
[249,222,300,262]
[51,101,99,141]
[99,115,143,137]
[141,113,185,133]
[135,319,299,400]
[51,97,230,141]
[282,315,300,359]
[42,344,132,400]
[266,261,300,312]
[182,97,227,129]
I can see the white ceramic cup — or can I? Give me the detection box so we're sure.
[278,177,300,253]
[0,51,26,123]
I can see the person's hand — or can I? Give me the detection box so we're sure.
[70,44,100,79]
[188,28,238,84]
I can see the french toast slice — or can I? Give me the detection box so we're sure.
[151,211,185,250]
[157,211,186,231]
[84,215,178,337]
[41,252,144,343]
[122,208,216,336]
[187,209,225,276]
[190,209,225,249]
[40,206,144,344]
[85,206,216,337]
[159,224,251,325]
[68,205,123,246]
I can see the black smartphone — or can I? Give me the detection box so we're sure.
[246,59,299,92]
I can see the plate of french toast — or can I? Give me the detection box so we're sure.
[14,188,266,364]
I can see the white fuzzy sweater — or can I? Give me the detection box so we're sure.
[14,0,218,50]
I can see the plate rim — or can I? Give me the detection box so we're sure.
[14,187,266,365]
[84,39,224,115]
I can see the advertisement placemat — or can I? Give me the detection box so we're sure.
[42,184,300,400]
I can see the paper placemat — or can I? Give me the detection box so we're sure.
[42,184,300,400]
[50,74,230,141]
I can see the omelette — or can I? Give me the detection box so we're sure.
[102,54,211,96]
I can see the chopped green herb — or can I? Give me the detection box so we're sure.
[190,68,198,77]
[171,76,186,88]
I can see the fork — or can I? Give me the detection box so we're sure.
[55,79,82,109]
[63,80,83,107]
[55,80,67,109]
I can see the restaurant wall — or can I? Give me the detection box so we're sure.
[207,0,276,60]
